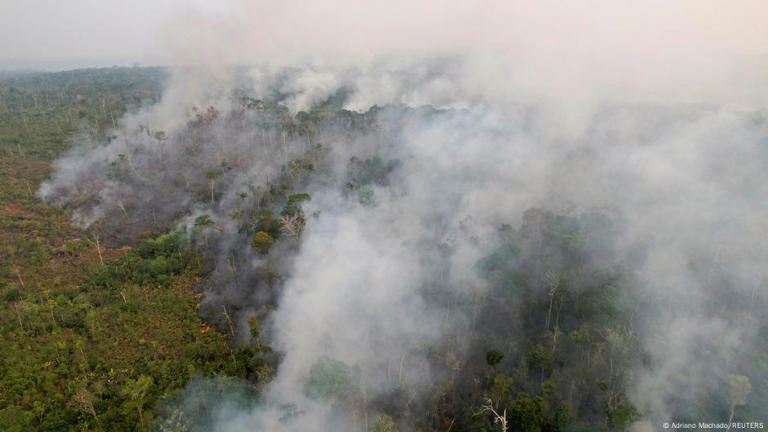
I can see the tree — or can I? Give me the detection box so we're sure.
[250,231,274,255]
[71,386,99,425]
[478,397,508,432]
[204,169,223,205]
[372,413,397,432]
[122,375,153,430]
[486,349,504,367]
[280,214,304,244]
[507,393,546,432]
[305,357,360,404]
[527,343,554,382]
[280,193,311,218]
[194,214,215,246]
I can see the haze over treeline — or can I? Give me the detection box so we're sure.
[5,1,768,431]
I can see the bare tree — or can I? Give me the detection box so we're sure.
[543,270,560,331]
[477,398,507,432]
[222,305,236,338]
[72,386,99,425]
[92,233,104,265]
[280,214,304,243]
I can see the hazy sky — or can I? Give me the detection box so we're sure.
[1,0,767,72]
[0,0,236,69]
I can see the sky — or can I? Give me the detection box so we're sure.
[0,0,236,69]
[1,0,768,72]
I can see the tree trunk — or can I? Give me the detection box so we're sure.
[93,234,104,265]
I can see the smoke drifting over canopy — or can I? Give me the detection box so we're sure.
[37,1,768,431]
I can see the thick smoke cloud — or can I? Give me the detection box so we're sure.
[39,2,768,431]
[164,1,768,109]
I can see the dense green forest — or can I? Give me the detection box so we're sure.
[1,67,765,432]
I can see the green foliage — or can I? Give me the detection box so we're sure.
[193,215,213,227]
[250,231,274,255]
[204,169,222,180]
[426,208,641,431]
[155,376,261,432]
[347,156,399,187]
[0,69,263,431]
[240,209,282,239]
[280,193,311,217]
[488,373,513,403]
[305,356,360,404]
[607,401,640,431]
[248,316,261,341]
[357,185,375,206]
[507,392,548,432]
[372,413,397,432]
[88,234,197,289]
[527,343,554,376]
[121,375,154,428]
[2,287,21,302]
[486,348,504,367]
